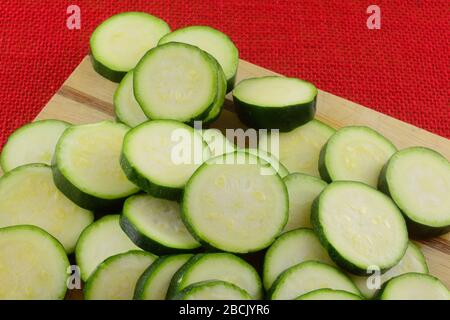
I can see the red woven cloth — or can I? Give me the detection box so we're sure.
[0,0,448,145]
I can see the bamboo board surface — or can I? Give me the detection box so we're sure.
[30,55,450,296]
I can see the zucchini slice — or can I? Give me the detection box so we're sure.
[0,164,93,253]
[134,42,218,123]
[311,181,408,275]
[75,215,142,281]
[379,273,449,300]
[296,289,362,300]
[134,254,193,300]
[167,253,263,300]
[263,228,334,290]
[173,280,251,300]
[182,151,288,253]
[259,119,335,177]
[158,25,239,92]
[0,225,69,300]
[0,119,70,172]
[114,70,148,127]
[121,194,201,254]
[90,12,170,82]
[283,173,327,231]
[269,261,361,300]
[53,121,139,210]
[351,241,428,299]
[121,120,211,200]
[379,147,450,238]
[84,251,157,300]
[319,126,397,187]
[198,129,235,157]
[233,76,317,131]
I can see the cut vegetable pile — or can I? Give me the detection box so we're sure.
[0,11,448,301]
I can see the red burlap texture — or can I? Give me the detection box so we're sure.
[0,0,448,146]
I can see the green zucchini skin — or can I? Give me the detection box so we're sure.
[119,153,181,201]
[166,254,205,299]
[134,254,193,300]
[233,96,316,132]
[318,142,332,183]
[119,214,200,255]
[172,280,252,300]
[51,162,126,211]
[90,55,125,83]
[378,162,450,239]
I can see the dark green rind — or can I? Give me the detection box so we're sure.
[171,280,251,300]
[119,213,201,255]
[311,182,408,276]
[90,55,126,83]
[267,261,361,300]
[84,250,157,300]
[51,161,129,211]
[226,73,236,94]
[233,95,316,132]
[295,288,363,300]
[378,154,450,239]
[318,142,333,183]
[134,43,217,123]
[120,152,182,201]
[166,253,263,300]
[134,254,193,300]
[200,58,227,126]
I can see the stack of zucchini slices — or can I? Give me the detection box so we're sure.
[0,11,448,301]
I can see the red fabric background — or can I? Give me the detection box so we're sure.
[0,0,448,145]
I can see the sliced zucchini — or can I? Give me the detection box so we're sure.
[134,42,218,123]
[198,129,235,157]
[311,181,408,275]
[379,273,449,300]
[90,12,170,82]
[263,228,334,290]
[201,57,227,125]
[283,173,327,231]
[379,147,450,238]
[167,253,263,300]
[134,254,193,300]
[259,119,335,177]
[0,164,93,253]
[296,289,362,300]
[53,121,139,210]
[114,70,148,127]
[0,119,70,172]
[75,215,142,281]
[121,120,211,200]
[351,241,428,299]
[269,261,361,300]
[0,225,69,300]
[158,25,239,92]
[319,126,397,187]
[84,251,157,300]
[173,280,251,300]
[245,148,289,178]
[182,151,288,253]
[233,76,317,131]
[121,194,201,254]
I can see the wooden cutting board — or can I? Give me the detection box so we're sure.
[35,56,450,296]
